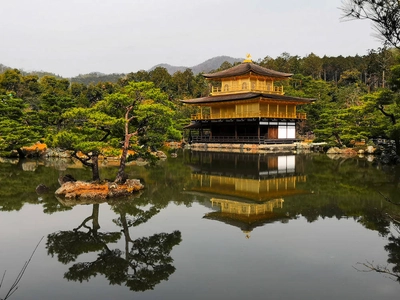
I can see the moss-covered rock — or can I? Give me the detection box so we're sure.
[55,179,144,200]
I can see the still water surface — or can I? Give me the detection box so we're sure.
[1,151,400,300]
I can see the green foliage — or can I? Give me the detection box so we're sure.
[0,69,22,94]
[71,72,125,85]
[49,107,121,154]
[2,49,400,157]
[97,81,182,149]
[0,95,42,154]
[338,69,362,86]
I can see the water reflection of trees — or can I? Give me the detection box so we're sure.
[385,227,400,280]
[355,222,400,283]
[0,159,90,213]
[46,201,182,292]
[354,192,400,283]
[4,153,400,285]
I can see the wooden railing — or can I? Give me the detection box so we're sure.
[211,85,284,95]
[190,112,307,120]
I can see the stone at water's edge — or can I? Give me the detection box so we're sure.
[326,147,342,154]
[55,179,144,199]
[326,147,357,156]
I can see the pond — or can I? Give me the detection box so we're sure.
[0,151,400,300]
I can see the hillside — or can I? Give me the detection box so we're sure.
[0,55,243,84]
[149,55,243,75]
[149,64,187,75]
[71,72,125,85]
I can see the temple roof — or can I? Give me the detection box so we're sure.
[189,186,310,202]
[203,211,290,232]
[181,92,316,105]
[203,62,293,79]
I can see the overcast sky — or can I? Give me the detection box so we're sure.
[0,0,382,77]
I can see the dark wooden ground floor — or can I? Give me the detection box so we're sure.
[190,136,300,144]
[186,119,300,144]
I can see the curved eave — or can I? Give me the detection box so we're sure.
[181,92,316,105]
[203,63,293,79]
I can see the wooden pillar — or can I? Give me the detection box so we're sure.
[235,122,237,139]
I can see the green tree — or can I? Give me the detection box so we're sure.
[300,53,323,79]
[20,74,42,109]
[341,1,400,152]
[47,107,121,181]
[286,74,333,135]
[149,67,172,92]
[259,55,277,70]
[118,70,150,87]
[0,69,23,96]
[38,76,76,131]
[95,82,180,183]
[171,69,195,98]
[0,95,42,157]
[338,69,362,86]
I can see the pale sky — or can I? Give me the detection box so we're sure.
[0,0,382,78]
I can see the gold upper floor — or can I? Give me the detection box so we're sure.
[191,102,307,120]
[210,77,284,96]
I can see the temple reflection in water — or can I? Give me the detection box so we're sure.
[185,152,309,237]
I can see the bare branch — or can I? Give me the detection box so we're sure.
[341,0,400,49]
[1,237,44,300]
[354,260,400,282]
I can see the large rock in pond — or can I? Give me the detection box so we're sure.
[55,179,144,200]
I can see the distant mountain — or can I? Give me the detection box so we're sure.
[149,63,187,75]
[149,55,243,75]
[191,56,243,74]
[0,55,244,84]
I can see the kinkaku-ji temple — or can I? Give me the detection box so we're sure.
[182,54,315,151]
[185,152,310,238]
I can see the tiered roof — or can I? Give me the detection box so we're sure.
[203,62,293,79]
[181,92,314,105]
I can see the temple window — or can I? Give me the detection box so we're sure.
[242,82,248,90]
[224,84,229,92]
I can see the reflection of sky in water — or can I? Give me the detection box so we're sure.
[0,202,397,300]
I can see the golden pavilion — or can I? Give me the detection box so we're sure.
[182,54,314,146]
